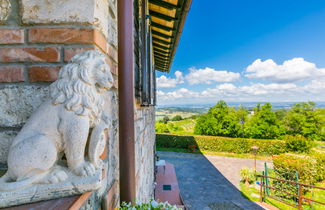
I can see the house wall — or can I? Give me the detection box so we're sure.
[135,106,156,202]
[0,0,156,207]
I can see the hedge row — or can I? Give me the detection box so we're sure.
[272,153,325,199]
[273,154,319,185]
[156,134,287,155]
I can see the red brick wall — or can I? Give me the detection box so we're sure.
[0,27,117,85]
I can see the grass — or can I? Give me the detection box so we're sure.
[169,119,196,135]
[240,181,325,210]
[304,181,325,210]
[155,119,196,135]
[156,147,272,160]
[155,111,198,121]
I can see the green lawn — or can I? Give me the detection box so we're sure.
[169,119,196,135]
[304,181,325,210]
[155,110,198,121]
[155,119,196,135]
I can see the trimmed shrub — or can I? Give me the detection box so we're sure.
[272,153,323,200]
[273,154,318,185]
[156,134,286,155]
[284,135,313,153]
[240,167,255,184]
[312,152,325,181]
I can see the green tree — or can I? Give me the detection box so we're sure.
[245,103,284,139]
[194,100,241,137]
[171,115,183,121]
[275,109,287,121]
[161,116,170,124]
[236,105,248,138]
[189,114,198,119]
[284,102,323,140]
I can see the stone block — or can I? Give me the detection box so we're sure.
[0,0,11,24]
[0,85,49,127]
[0,169,103,208]
[21,0,109,39]
[0,131,18,164]
[107,45,118,63]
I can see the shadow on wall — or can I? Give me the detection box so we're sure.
[157,151,263,210]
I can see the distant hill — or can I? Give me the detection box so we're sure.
[158,101,325,110]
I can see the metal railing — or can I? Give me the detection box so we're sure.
[257,174,325,209]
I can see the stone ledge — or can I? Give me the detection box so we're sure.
[1,192,93,210]
[0,168,102,208]
[21,0,109,39]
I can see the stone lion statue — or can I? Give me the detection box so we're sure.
[0,50,114,191]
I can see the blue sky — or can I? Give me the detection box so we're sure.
[156,0,325,105]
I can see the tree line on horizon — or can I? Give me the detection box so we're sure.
[194,100,325,141]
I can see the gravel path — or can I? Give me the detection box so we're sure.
[158,152,272,210]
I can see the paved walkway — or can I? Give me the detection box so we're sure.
[158,152,272,210]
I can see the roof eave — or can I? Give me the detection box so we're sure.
[151,0,192,73]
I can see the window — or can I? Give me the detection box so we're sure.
[134,0,156,106]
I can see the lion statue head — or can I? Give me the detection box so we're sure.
[50,50,114,127]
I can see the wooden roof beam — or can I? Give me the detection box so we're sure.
[152,37,172,45]
[151,22,175,32]
[155,62,168,67]
[154,56,169,62]
[154,51,170,58]
[154,47,170,54]
[153,43,171,50]
[155,57,169,63]
[149,0,179,10]
[152,30,174,39]
[149,11,177,22]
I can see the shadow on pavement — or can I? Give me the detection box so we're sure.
[157,151,264,210]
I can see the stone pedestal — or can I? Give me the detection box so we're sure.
[0,169,102,208]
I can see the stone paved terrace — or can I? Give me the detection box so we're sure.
[158,152,272,210]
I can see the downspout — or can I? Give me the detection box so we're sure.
[118,0,136,203]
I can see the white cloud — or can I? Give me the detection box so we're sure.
[157,88,200,101]
[185,67,240,85]
[217,83,237,91]
[157,81,325,105]
[245,58,325,83]
[156,71,184,88]
[303,77,325,94]
[239,83,298,95]
[156,59,325,104]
